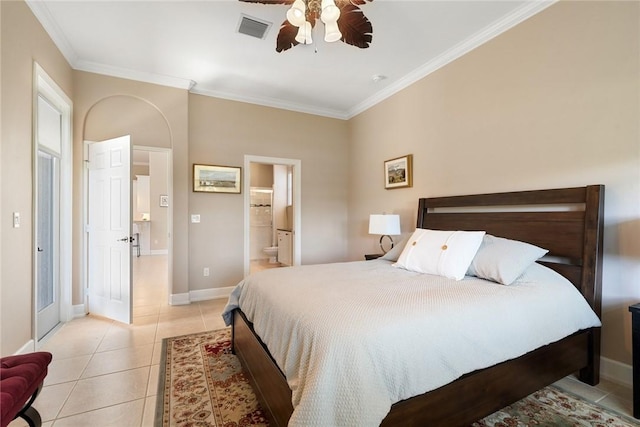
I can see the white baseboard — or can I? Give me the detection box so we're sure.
[600,356,633,388]
[72,304,86,318]
[169,293,190,305]
[190,286,234,301]
[150,249,168,255]
[170,286,234,305]
[15,339,35,355]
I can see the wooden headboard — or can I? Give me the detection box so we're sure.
[417,185,604,317]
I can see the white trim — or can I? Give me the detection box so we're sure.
[189,287,234,302]
[243,155,302,277]
[72,304,87,318]
[190,86,347,120]
[169,293,190,306]
[76,59,193,91]
[15,340,36,355]
[25,1,79,66]
[33,63,74,348]
[600,356,633,388]
[150,249,169,255]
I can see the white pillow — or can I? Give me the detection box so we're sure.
[394,229,485,280]
[467,234,548,285]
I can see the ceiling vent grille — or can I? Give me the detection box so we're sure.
[237,14,271,40]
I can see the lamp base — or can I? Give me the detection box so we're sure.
[379,235,395,254]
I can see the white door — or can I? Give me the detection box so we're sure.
[87,136,132,324]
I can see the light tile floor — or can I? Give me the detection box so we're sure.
[9,255,635,426]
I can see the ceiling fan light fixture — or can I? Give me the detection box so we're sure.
[286,0,307,27]
[324,20,342,43]
[295,20,313,44]
[320,0,340,23]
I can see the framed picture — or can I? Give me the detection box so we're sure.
[159,195,169,207]
[384,154,413,189]
[193,164,242,194]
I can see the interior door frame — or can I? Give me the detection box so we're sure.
[243,155,302,277]
[33,62,73,347]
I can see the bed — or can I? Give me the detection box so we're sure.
[225,185,604,427]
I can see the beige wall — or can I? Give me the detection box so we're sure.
[188,94,349,290]
[149,151,169,251]
[1,0,74,355]
[348,1,640,365]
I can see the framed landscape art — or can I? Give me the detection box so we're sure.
[384,154,413,189]
[193,164,242,194]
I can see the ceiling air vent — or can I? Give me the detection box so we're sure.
[237,14,272,40]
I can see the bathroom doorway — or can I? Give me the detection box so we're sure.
[244,155,301,276]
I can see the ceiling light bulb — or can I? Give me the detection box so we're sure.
[295,21,313,44]
[320,0,340,23]
[324,20,342,43]
[286,0,307,27]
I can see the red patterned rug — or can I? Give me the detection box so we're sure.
[156,328,637,427]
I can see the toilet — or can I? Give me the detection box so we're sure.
[263,246,278,263]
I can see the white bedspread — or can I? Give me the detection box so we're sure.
[222,260,601,427]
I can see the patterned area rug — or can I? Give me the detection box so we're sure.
[156,328,638,427]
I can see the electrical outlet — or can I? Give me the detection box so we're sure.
[203,267,210,277]
[191,214,201,223]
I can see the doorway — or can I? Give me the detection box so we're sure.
[244,155,301,276]
[132,147,171,310]
[33,63,73,344]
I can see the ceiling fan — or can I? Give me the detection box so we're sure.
[240,0,373,52]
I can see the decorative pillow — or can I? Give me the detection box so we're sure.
[467,234,548,285]
[380,234,409,262]
[394,229,485,280]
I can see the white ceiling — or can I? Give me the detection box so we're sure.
[27,0,554,119]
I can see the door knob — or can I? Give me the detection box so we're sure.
[37,247,44,252]
[118,236,133,242]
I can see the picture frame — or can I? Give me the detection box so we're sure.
[159,195,169,207]
[193,164,242,194]
[384,154,413,189]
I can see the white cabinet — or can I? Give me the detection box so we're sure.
[277,229,292,266]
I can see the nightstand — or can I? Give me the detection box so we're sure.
[629,303,640,418]
[365,254,383,260]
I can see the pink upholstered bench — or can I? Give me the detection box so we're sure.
[0,352,52,427]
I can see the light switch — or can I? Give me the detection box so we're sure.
[191,214,201,223]
[13,212,20,228]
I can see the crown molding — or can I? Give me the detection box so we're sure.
[347,0,557,119]
[26,0,79,65]
[189,86,349,120]
[74,60,194,90]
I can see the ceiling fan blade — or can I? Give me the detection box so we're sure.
[337,4,373,49]
[336,0,373,6]
[276,20,300,52]
[239,0,293,4]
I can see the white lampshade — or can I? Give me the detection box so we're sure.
[321,0,340,22]
[295,21,313,44]
[369,214,401,235]
[323,20,342,43]
[286,0,307,27]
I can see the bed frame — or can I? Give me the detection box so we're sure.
[232,185,604,427]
